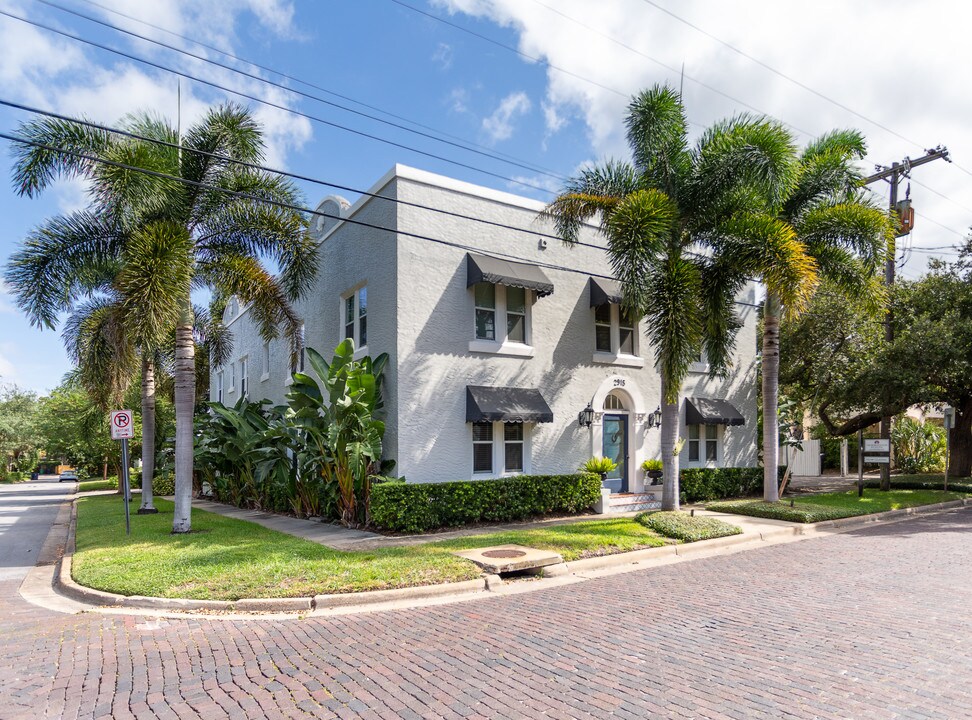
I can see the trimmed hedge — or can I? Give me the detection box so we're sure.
[371,473,602,533]
[636,511,742,542]
[864,475,972,493]
[679,467,768,504]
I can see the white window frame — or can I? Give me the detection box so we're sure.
[260,341,270,382]
[216,371,224,403]
[469,283,535,357]
[239,357,248,400]
[686,424,720,466]
[228,362,236,394]
[471,421,532,477]
[592,304,643,368]
[689,349,710,374]
[341,285,368,355]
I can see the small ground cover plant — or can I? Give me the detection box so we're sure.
[707,488,967,523]
[636,511,742,542]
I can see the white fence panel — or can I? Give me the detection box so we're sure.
[784,439,821,476]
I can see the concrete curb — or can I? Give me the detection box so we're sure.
[44,495,971,618]
[53,498,490,615]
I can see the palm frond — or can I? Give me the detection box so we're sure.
[62,297,137,410]
[795,201,890,269]
[10,116,113,197]
[3,211,125,328]
[624,85,692,197]
[716,212,819,314]
[117,221,193,349]
[542,160,641,245]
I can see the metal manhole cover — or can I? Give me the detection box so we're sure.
[481,549,527,559]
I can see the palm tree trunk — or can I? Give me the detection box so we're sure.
[762,293,781,502]
[172,318,195,533]
[137,354,158,514]
[660,373,681,511]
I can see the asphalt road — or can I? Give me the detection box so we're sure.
[0,475,72,582]
[1,478,971,719]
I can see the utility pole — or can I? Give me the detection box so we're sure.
[863,146,949,490]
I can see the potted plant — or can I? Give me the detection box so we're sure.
[582,456,618,483]
[641,458,663,485]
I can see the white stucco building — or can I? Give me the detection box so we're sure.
[211,165,759,503]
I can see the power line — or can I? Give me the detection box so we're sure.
[34,0,565,184]
[526,0,815,140]
[0,128,764,309]
[0,98,589,251]
[636,0,927,153]
[0,7,557,195]
[70,0,566,182]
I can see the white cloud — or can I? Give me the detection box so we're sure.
[435,0,972,269]
[432,42,453,70]
[0,0,308,171]
[448,87,470,114]
[482,91,531,143]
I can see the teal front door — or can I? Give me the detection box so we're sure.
[602,414,628,493]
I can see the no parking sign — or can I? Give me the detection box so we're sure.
[110,410,134,440]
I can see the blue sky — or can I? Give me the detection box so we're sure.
[2,0,970,393]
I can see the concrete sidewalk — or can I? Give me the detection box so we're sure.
[192,499,381,549]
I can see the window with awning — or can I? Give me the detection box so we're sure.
[465,385,554,424]
[685,398,746,426]
[466,253,554,298]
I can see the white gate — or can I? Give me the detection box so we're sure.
[784,439,822,476]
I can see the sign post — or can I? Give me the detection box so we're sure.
[861,438,891,495]
[944,407,955,491]
[110,410,134,536]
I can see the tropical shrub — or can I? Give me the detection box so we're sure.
[641,459,663,473]
[371,473,602,533]
[582,457,617,474]
[636,511,742,542]
[892,417,945,474]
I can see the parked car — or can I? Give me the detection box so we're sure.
[58,470,78,483]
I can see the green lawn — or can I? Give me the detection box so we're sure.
[78,479,118,492]
[707,489,967,523]
[73,497,685,599]
[430,518,667,561]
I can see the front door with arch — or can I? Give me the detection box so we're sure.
[601,393,628,493]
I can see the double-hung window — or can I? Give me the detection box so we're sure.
[593,303,641,366]
[472,421,528,475]
[343,286,368,350]
[216,371,224,403]
[471,283,533,355]
[229,362,236,393]
[472,422,493,473]
[688,425,719,463]
[261,342,270,381]
[239,358,248,399]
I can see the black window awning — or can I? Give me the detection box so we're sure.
[589,277,623,307]
[466,253,554,298]
[466,385,554,423]
[685,398,746,426]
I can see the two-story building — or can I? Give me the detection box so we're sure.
[211,164,758,501]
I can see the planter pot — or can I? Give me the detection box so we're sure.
[647,470,663,485]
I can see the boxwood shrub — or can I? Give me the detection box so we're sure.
[864,476,972,493]
[371,473,602,533]
[705,499,866,523]
[679,467,766,504]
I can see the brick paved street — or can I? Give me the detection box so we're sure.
[2,501,971,719]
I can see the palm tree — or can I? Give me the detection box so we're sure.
[545,85,816,510]
[5,104,316,532]
[748,130,889,501]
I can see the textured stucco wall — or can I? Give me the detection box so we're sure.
[211,165,759,488]
[392,168,759,487]
[211,181,401,464]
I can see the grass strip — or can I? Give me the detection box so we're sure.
[73,498,668,599]
[430,518,666,561]
[635,511,742,542]
[708,489,968,523]
[73,496,481,600]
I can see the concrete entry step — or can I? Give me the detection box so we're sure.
[608,492,662,513]
[453,544,564,575]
